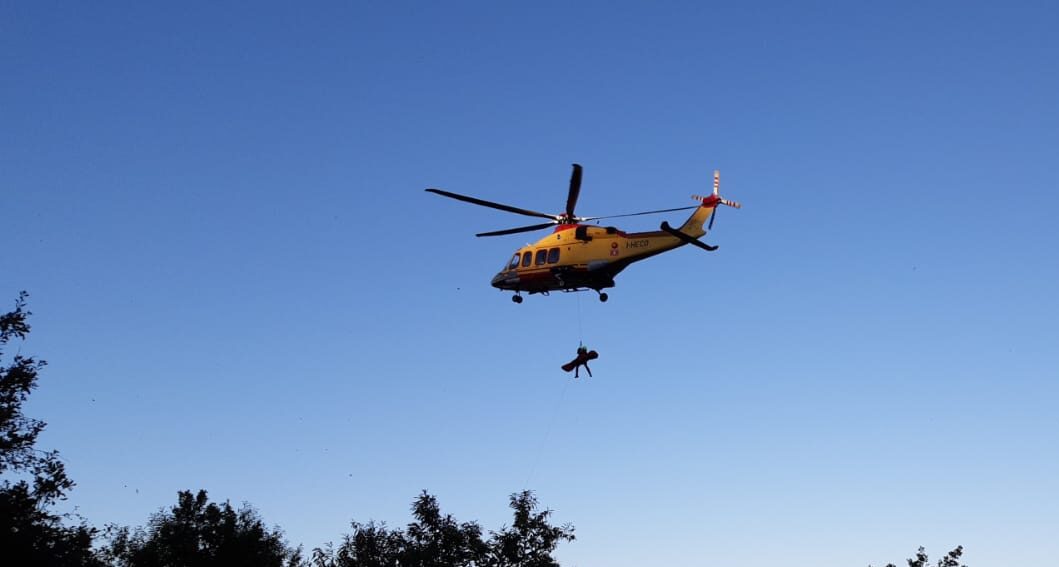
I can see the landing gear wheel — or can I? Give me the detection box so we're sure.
[512,295,523,304]
[598,292,608,302]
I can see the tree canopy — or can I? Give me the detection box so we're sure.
[101,489,299,567]
[0,292,102,566]
[877,546,967,567]
[308,489,574,567]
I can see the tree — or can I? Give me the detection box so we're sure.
[485,491,575,567]
[310,520,408,567]
[874,546,968,567]
[313,490,574,567]
[102,489,301,567]
[0,291,102,566]
[311,491,487,567]
[402,491,488,567]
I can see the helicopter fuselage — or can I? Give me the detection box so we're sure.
[491,199,715,301]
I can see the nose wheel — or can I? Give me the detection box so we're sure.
[512,294,523,304]
[598,292,608,302]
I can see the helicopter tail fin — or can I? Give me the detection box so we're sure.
[678,199,718,238]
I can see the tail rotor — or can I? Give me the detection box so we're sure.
[691,170,741,231]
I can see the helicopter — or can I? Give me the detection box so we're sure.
[426,164,740,303]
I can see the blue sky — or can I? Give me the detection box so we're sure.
[3,2,1058,565]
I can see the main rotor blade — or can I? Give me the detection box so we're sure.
[582,205,699,222]
[708,207,717,230]
[566,163,583,219]
[475,222,557,237]
[425,188,559,221]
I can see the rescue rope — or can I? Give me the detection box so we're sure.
[523,377,571,490]
[523,293,586,488]
[576,292,584,346]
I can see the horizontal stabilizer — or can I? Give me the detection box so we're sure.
[661,221,718,252]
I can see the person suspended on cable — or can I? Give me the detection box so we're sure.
[561,344,598,378]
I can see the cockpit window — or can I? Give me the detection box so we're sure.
[508,254,520,270]
[521,251,532,267]
[547,247,560,264]
[535,249,548,265]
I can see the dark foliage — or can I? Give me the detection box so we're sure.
[100,489,300,567]
[875,546,967,567]
[0,482,104,567]
[311,520,408,567]
[0,292,68,494]
[310,490,573,567]
[485,491,574,567]
[403,491,489,566]
[0,292,103,566]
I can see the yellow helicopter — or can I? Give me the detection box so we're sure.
[426,164,740,303]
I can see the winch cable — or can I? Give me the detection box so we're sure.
[577,291,584,347]
[523,293,584,489]
[523,378,571,490]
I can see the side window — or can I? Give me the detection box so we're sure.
[521,251,532,267]
[535,249,548,265]
[547,247,560,264]
[508,254,520,270]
